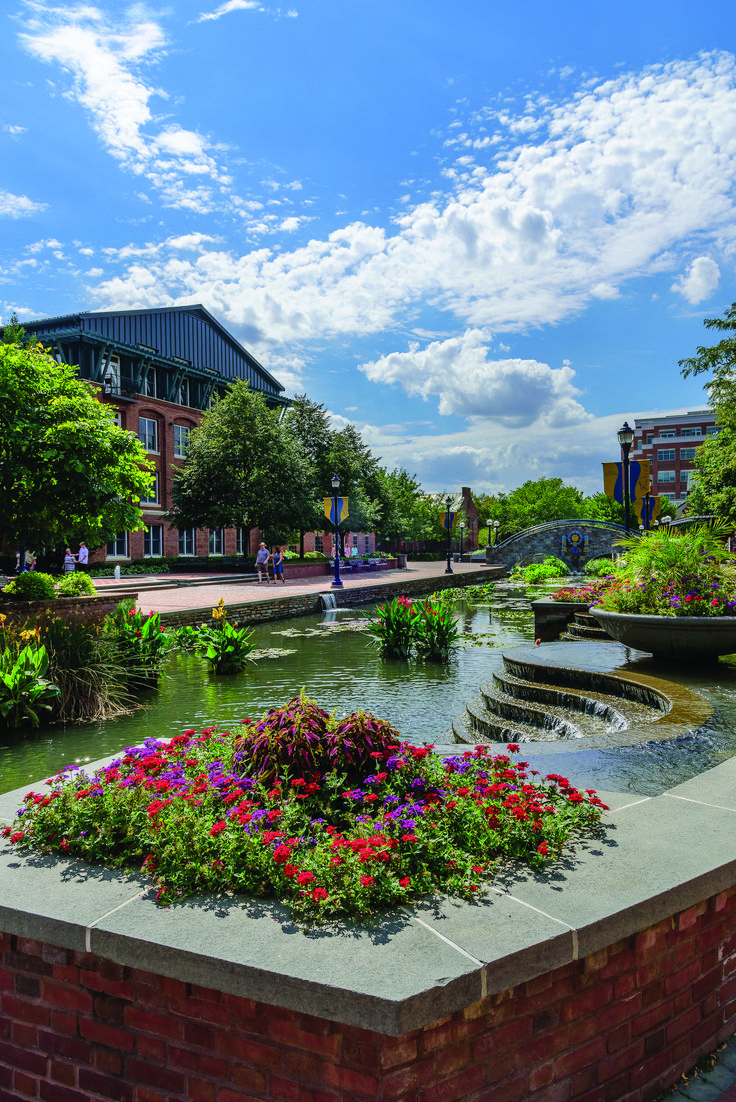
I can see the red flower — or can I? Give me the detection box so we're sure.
[209,821,227,836]
[399,876,411,888]
[506,744,520,753]
[9,832,24,844]
[537,841,549,856]
[312,888,328,901]
[360,876,375,887]
[401,833,418,843]
[297,871,315,886]
[273,845,292,864]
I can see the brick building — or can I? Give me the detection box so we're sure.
[630,408,718,508]
[23,305,289,563]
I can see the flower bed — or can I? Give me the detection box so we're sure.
[4,694,607,925]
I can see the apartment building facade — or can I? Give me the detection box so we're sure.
[630,408,718,507]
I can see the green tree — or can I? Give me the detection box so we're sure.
[678,302,736,520]
[497,478,586,537]
[169,381,313,545]
[0,342,153,552]
[282,395,334,557]
[1,313,26,346]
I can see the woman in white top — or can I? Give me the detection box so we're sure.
[63,548,76,573]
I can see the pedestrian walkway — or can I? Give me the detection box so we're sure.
[95,559,501,619]
[653,1035,736,1100]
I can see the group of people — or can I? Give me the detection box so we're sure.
[62,542,88,574]
[255,544,286,584]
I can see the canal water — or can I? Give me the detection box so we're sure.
[2,583,736,798]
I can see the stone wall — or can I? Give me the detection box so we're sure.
[487,522,627,573]
[0,593,128,628]
[1,886,734,1102]
[159,568,503,629]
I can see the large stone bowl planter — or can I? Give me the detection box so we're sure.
[590,607,736,659]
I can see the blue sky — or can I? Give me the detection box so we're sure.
[3,1,736,495]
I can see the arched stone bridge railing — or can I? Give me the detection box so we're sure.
[486,519,630,573]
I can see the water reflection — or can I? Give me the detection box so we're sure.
[1,584,736,799]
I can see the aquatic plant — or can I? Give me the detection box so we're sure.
[7,700,608,924]
[0,620,59,727]
[413,598,459,661]
[105,600,171,685]
[177,598,255,674]
[368,595,419,659]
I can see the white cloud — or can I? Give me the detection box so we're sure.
[92,53,736,352]
[360,329,590,425]
[0,189,45,218]
[672,256,721,304]
[4,124,26,136]
[195,0,261,23]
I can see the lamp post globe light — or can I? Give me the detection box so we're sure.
[493,520,500,546]
[617,421,635,536]
[331,473,343,588]
[445,495,453,575]
[459,521,465,560]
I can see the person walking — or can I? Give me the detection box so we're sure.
[77,541,89,573]
[63,547,76,574]
[255,542,271,583]
[272,546,286,585]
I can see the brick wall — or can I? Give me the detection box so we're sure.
[1,886,735,1102]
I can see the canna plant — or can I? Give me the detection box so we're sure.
[413,598,459,662]
[367,595,420,659]
[189,598,255,674]
[0,619,60,728]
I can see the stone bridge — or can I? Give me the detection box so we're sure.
[485,518,629,574]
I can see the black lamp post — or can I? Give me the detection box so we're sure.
[331,473,343,588]
[444,495,453,574]
[459,521,465,560]
[617,421,634,535]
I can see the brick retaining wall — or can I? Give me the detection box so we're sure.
[1,886,735,1102]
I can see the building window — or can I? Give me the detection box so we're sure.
[314,535,324,552]
[144,369,157,398]
[288,544,298,554]
[103,355,121,395]
[173,425,191,458]
[681,427,702,437]
[178,528,195,556]
[363,535,371,553]
[661,492,676,501]
[141,472,159,505]
[646,433,654,444]
[144,525,163,558]
[111,409,123,428]
[657,449,676,462]
[659,430,676,439]
[107,532,128,558]
[682,470,698,488]
[209,529,223,555]
[658,470,676,483]
[139,416,158,453]
[680,448,697,461]
[236,527,246,556]
[707,426,719,435]
[178,378,190,407]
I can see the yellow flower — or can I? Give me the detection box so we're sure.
[212,597,227,622]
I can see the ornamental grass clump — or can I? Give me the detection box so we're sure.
[6,696,608,925]
[593,522,736,618]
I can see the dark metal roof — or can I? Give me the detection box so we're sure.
[23,304,284,394]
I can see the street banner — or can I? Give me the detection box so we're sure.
[324,497,349,524]
[443,510,456,530]
[635,494,662,526]
[602,460,651,506]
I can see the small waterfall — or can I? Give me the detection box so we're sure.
[319,593,338,610]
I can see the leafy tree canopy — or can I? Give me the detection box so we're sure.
[0,341,153,550]
[169,381,313,543]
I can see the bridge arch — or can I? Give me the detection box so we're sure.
[486,519,630,574]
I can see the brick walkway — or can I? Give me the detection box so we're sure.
[94,558,498,618]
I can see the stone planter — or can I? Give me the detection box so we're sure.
[590,607,736,659]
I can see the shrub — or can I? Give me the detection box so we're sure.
[583,557,616,578]
[0,620,60,728]
[105,601,170,686]
[414,598,459,662]
[2,572,57,601]
[368,595,419,659]
[185,598,255,674]
[56,572,96,597]
[8,709,608,924]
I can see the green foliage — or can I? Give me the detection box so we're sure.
[39,615,130,722]
[0,622,60,727]
[368,595,419,659]
[594,522,736,617]
[510,556,570,583]
[169,382,314,544]
[1,313,26,346]
[105,601,170,686]
[2,572,57,601]
[413,599,459,662]
[0,342,153,550]
[56,572,96,597]
[182,598,255,674]
[583,557,616,577]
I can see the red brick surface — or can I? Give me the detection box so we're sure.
[1,888,736,1101]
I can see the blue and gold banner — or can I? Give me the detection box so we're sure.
[602,460,651,506]
[443,510,456,530]
[324,497,349,524]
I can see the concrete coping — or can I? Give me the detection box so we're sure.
[0,620,725,1037]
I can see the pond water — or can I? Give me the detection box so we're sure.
[2,583,736,799]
